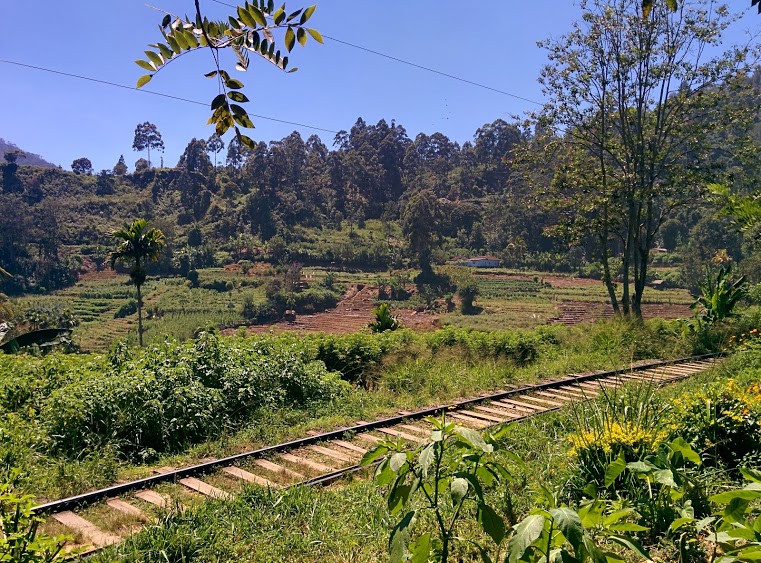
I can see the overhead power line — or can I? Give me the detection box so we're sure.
[0,59,340,134]
[209,0,543,106]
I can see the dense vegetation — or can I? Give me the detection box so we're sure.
[55,328,760,563]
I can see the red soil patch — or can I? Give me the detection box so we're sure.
[229,284,440,336]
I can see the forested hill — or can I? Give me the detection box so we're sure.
[0,139,57,168]
[0,106,759,296]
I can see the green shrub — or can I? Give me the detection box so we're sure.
[113,300,138,318]
[7,331,349,460]
[668,378,761,469]
[426,326,542,365]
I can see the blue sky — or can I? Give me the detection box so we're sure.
[1,1,758,171]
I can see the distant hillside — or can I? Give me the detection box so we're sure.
[0,138,57,168]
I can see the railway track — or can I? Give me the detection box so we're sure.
[35,353,721,555]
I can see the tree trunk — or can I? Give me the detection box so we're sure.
[600,235,620,315]
[137,283,143,347]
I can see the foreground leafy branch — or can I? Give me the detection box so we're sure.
[363,416,653,563]
[136,1,322,148]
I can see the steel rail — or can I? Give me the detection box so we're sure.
[33,352,720,515]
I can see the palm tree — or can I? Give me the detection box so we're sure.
[110,219,166,346]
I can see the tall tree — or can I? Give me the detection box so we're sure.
[206,134,225,169]
[132,122,164,168]
[113,154,128,176]
[536,0,756,318]
[401,189,443,278]
[178,138,212,176]
[71,157,93,175]
[110,219,166,346]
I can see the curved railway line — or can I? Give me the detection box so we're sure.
[35,353,722,555]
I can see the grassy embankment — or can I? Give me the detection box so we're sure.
[83,337,761,563]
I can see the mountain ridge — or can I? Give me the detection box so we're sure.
[0,138,58,168]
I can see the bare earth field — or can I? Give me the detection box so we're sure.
[233,272,693,336]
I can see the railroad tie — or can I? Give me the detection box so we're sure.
[331,440,367,455]
[458,409,507,423]
[356,432,383,444]
[134,490,173,509]
[279,452,335,474]
[496,398,549,412]
[447,412,490,428]
[179,477,233,500]
[396,423,433,436]
[52,511,121,548]
[472,405,523,419]
[106,499,150,521]
[255,458,305,481]
[376,427,426,443]
[222,466,280,488]
[307,444,355,464]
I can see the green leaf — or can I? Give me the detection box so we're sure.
[161,14,171,27]
[388,483,412,515]
[509,514,545,563]
[232,111,254,129]
[409,533,431,563]
[741,468,761,483]
[626,461,654,474]
[286,9,303,23]
[654,469,677,488]
[297,26,307,46]
[455,427,491,453]
[609,522,649,532]
[669,517,696,531]
[642,0,653,18]
[300,5,316,24]
[225,78,245,90]
[609,535,651,560]
[418,444,434,478]
[670,437,702,466]
[204,70,219,78]
[273,7,285,25]
[361,445,389,466]
[285,27,296,52]
[135,59,156,72]
[166,35,181,53]
[389,511,416,563]
[390,452,407,472]
[376,459,396,487]
[173,30,190,50]
[145,50,163,67]
[237,5,257,27]
[478,503,506,545]
[229,15,241,29]
[450,477,469,505]
[247,5,267,26]
[157,43,174,60]
[238,133,257,148]
[723,497,750,524]
[604,453,626,488]
[136,74,153,88]
[306,28,323,44]
[710,489,761,504]
[227,91,249,103]
[666,0,678,10]
[550,508,584,551]
[211,93,227,110]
